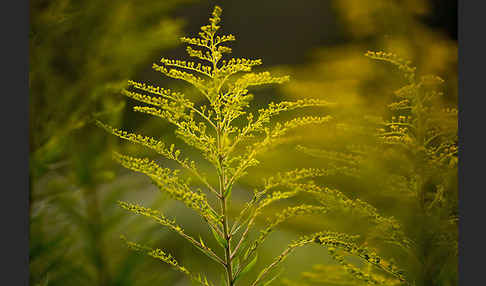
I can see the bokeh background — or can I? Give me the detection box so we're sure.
[29,0,457,285]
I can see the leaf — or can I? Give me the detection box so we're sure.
[232,237,250,259]
[234,254,258,282]
[224,185,233,199]
[193,243,221,265]
[209,208,221,222]
[211,226,228,249]
[199,236,206,248]
[232,257,240,272]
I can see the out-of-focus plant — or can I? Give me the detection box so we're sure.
[29,0,196,285]
[30,0,188,180]
[273,1,457,284]
[366,51,457,286]
[99,6,413,286]
[291,52,457,286]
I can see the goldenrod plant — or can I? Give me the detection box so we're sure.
[292,52,457,286]
[275,3,457,281]
[366,51,458,286]
[100,6,415,286]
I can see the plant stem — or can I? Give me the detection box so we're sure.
[221,189,234,285]
[211,30,234,284]
[217,128,234,286]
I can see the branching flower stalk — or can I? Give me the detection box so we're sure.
[365,51,457,213]
[365,51,458,285]
[99,7,411,286]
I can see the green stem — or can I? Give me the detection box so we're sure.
[221,189,234,285]
[209,29,235,285]
[217,127,234,286]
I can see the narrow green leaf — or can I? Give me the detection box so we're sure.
[195,245,214,261]
[234,239,250,259]
[211,226,228,249]
[199,236,206,248]
[209,208,221,222]
[233,256,240,272]
[224,185,233,199]
[193,241,221,265]
[244,243,253,260]
[234,254,258,282]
